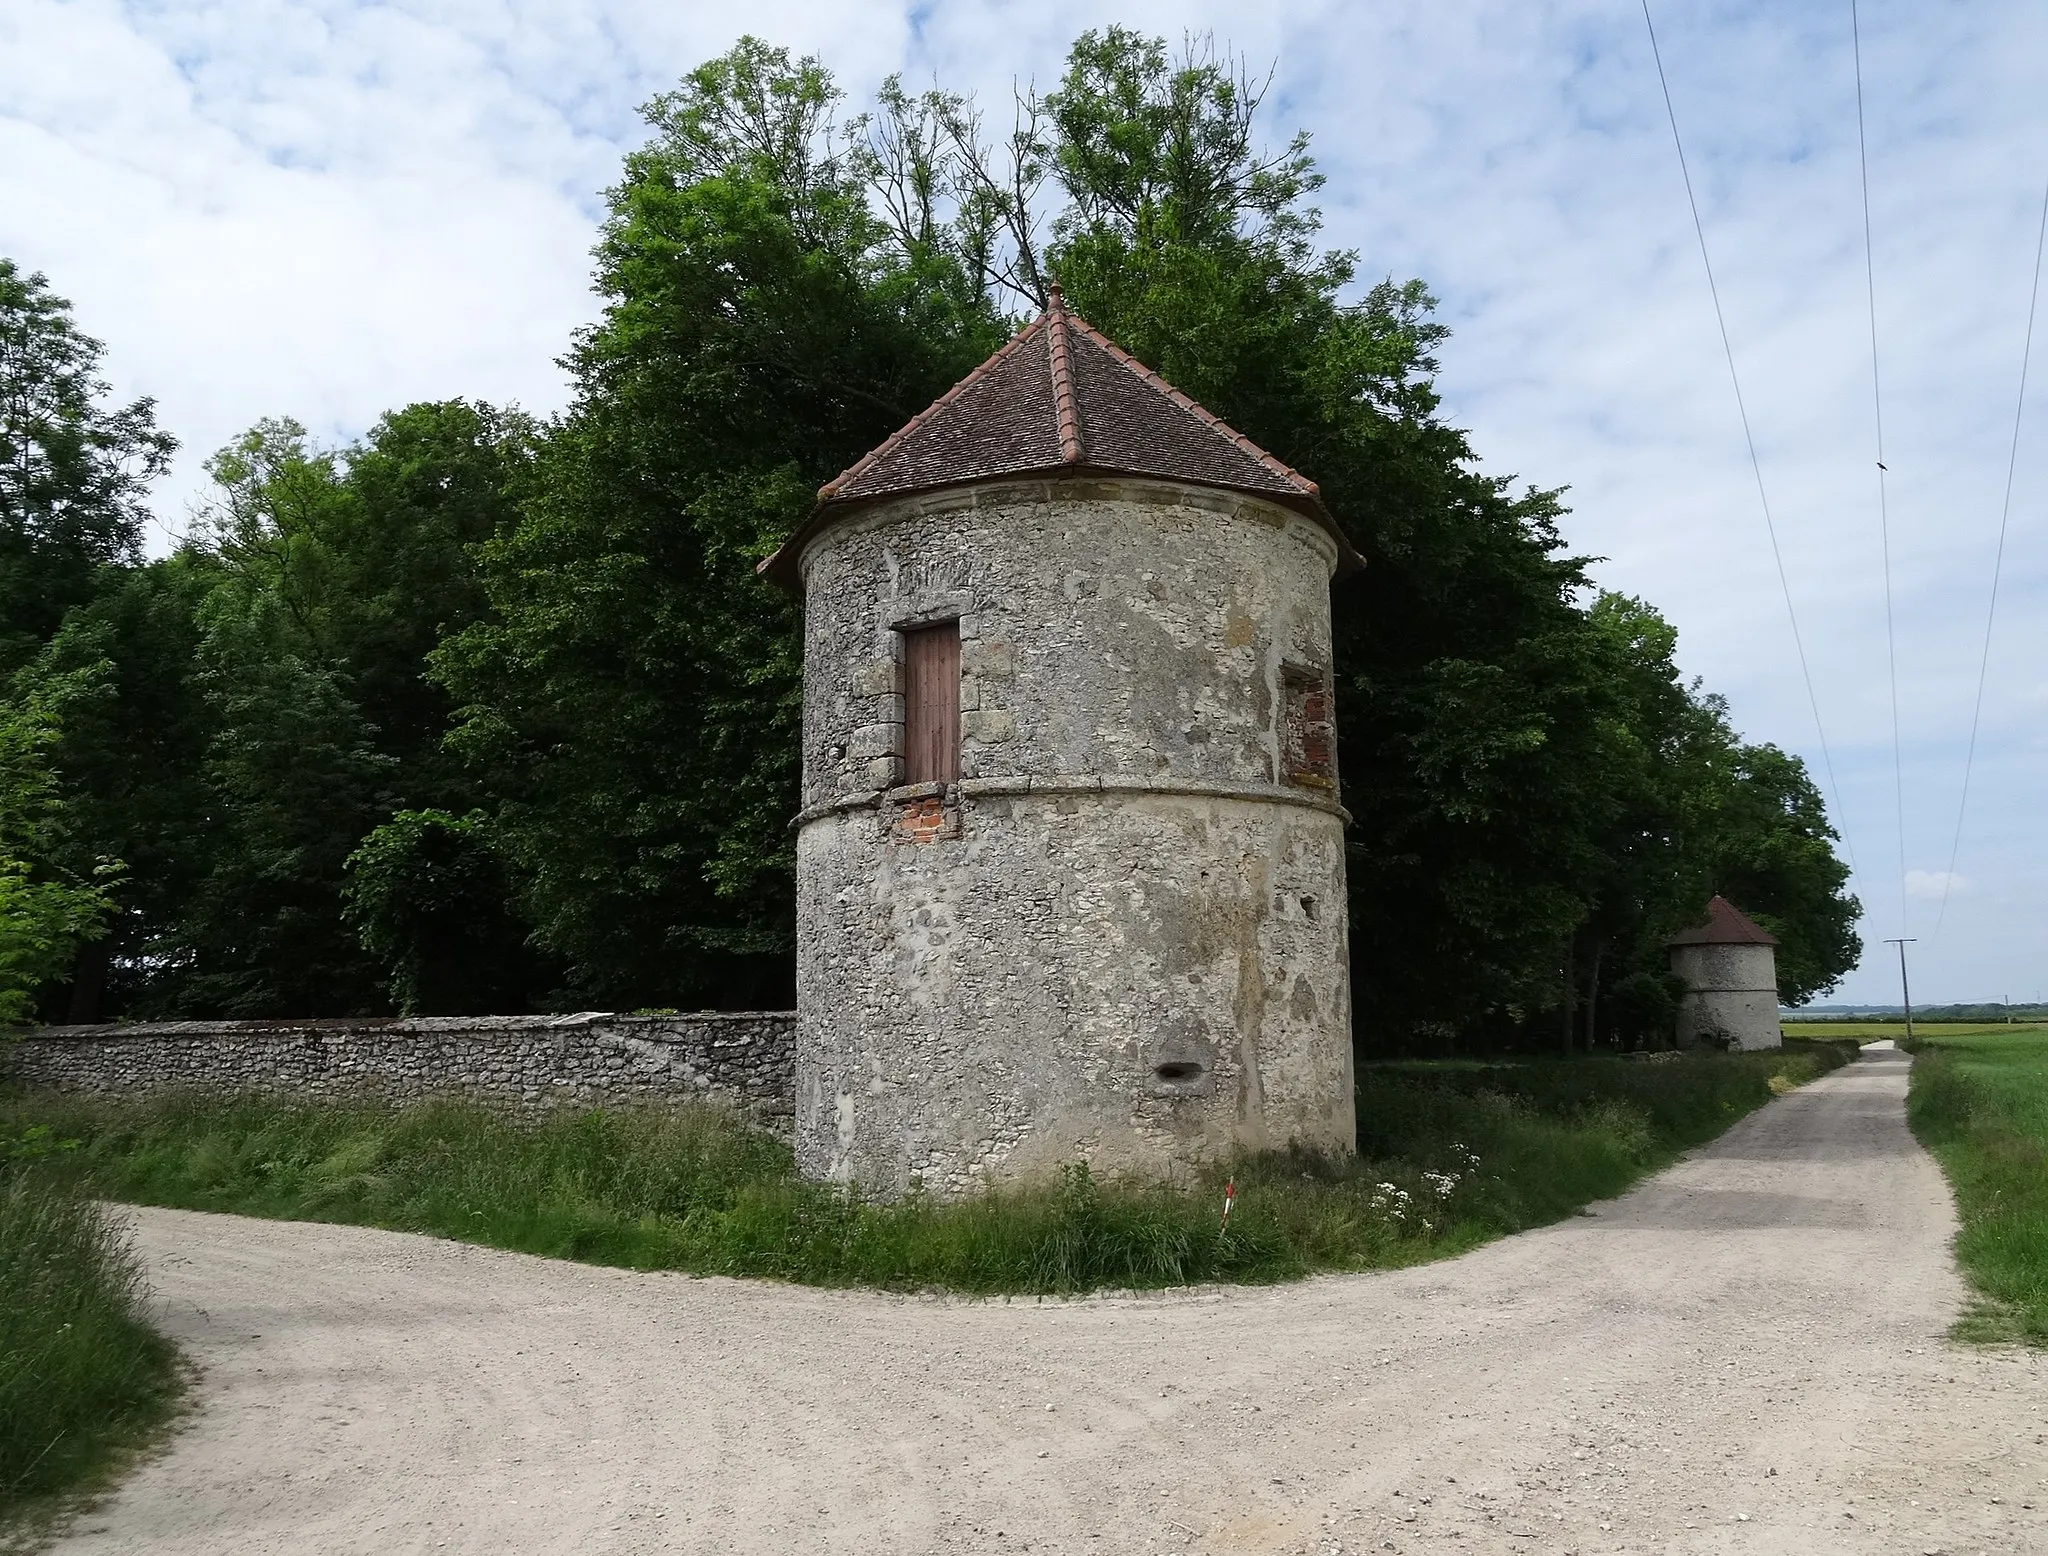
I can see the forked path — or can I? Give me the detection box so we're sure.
[58,1049,2047,1555]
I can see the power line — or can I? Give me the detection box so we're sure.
[1638,0,1861,883]
[1934,174,2048,938]
[1851,0,1911,940]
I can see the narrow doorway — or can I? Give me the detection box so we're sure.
[902,620,961,785]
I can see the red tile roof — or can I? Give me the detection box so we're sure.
[1668,895,1780,948]
[759,286,1362,584]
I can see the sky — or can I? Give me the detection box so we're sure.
[4,0,2045,1006]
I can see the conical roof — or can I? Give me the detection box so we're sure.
[759,286,1361,584]
[1668,895,1779,948]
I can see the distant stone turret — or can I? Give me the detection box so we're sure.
[1668,896,1782,1051]
[761,287,1362,1197]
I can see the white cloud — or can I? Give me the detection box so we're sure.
[3,0,2044,1001]
[1905,870,1968,901]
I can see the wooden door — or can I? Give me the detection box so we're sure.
[902,621,961,785]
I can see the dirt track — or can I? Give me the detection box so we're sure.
[54,1046,2048,1555]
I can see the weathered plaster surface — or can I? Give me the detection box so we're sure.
[1671,943,1783,1051]
[793,478,1356,1195]
[7,1014,795,1126]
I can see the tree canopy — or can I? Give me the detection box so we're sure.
[0,30,1859,1040]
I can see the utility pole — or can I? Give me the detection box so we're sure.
[1884,938,1918,1041]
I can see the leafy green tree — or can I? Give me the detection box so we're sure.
[0,260,175,674]
[17,555,218,1019]
[1564,594,1858,1045]
[999,31,1628,1045]
[106,405,540,1017]
[0,680,115,1024]
[0,44,1859,1043]
[1694,742,1860,1007]
[343,809,534,1015]
[435,38,1005,1008]
[920,29,1857,1047]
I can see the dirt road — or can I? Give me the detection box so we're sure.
[54,1047,2046,1555]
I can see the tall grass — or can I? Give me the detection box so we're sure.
[3,1041,1851,1299]
[1903,1028,2048,1345]
[1,1138,182,1540]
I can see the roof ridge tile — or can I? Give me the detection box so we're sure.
[1045,285,1084,465]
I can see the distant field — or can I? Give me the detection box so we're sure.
[1782,1022,2048,1039]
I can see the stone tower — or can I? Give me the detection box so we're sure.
[1668,895,1783,1050]
[760,288,1362,1197]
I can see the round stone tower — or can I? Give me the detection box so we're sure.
[760,288,1362,1196]
[1668,895,1783,1050]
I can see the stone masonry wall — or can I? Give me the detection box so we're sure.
[6,1013,798,1130]
[792,477,1355,1196]
[1671,943,1782,1052]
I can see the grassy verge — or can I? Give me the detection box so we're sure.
[1901,1026,2048,1345]
[0,1041,1850,1299]
[1,1131,184,1549]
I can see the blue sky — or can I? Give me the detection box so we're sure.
[5,0,2045,1005]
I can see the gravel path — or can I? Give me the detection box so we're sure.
[54,1046,2047,1555]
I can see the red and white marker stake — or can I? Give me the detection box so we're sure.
[1220,1179,1236,1231]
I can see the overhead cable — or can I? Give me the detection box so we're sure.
[1638,0,1861,882]
[1851,0,1911,939]
[1934,175,2048,937]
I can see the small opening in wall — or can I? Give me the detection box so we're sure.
[1153,1061,1205,1083]
[1299,895,1318,922]
[1280,663,1336,791]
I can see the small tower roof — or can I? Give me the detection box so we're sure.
[759,286,1363,585]
[1668,895,1779,948]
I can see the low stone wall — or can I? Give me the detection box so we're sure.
[5,1013,798,1131]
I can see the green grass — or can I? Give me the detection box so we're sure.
[0,1041,1851,1300]
[1901,1026,2048,1345]
[0,1134,184,1548]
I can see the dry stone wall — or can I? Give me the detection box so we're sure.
[6,1013,797,1129]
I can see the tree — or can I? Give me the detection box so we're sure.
[1,44,1859,1041]
[992,31,1634,1045]
[344,809,533,1015]
[873,28,1860,1047]
[0,260,175,674]
[17,554,218,1019]
[435,38,1005,1008]
[0,679,115,1024]
[146,407,544,1017]
[1695,742,1860,1007]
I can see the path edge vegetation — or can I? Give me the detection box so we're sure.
[1901,1027,2048,1348]
[0,1134,188,1554]
[5,1039,1854,1303]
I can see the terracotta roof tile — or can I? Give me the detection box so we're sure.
[1668,895,1780,948]
[762,287,1358,583]
[821,315,1063,502]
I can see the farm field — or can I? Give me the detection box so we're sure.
[1782,1021,2048,1038]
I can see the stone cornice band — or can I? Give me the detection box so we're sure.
[794,775,1351,829]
